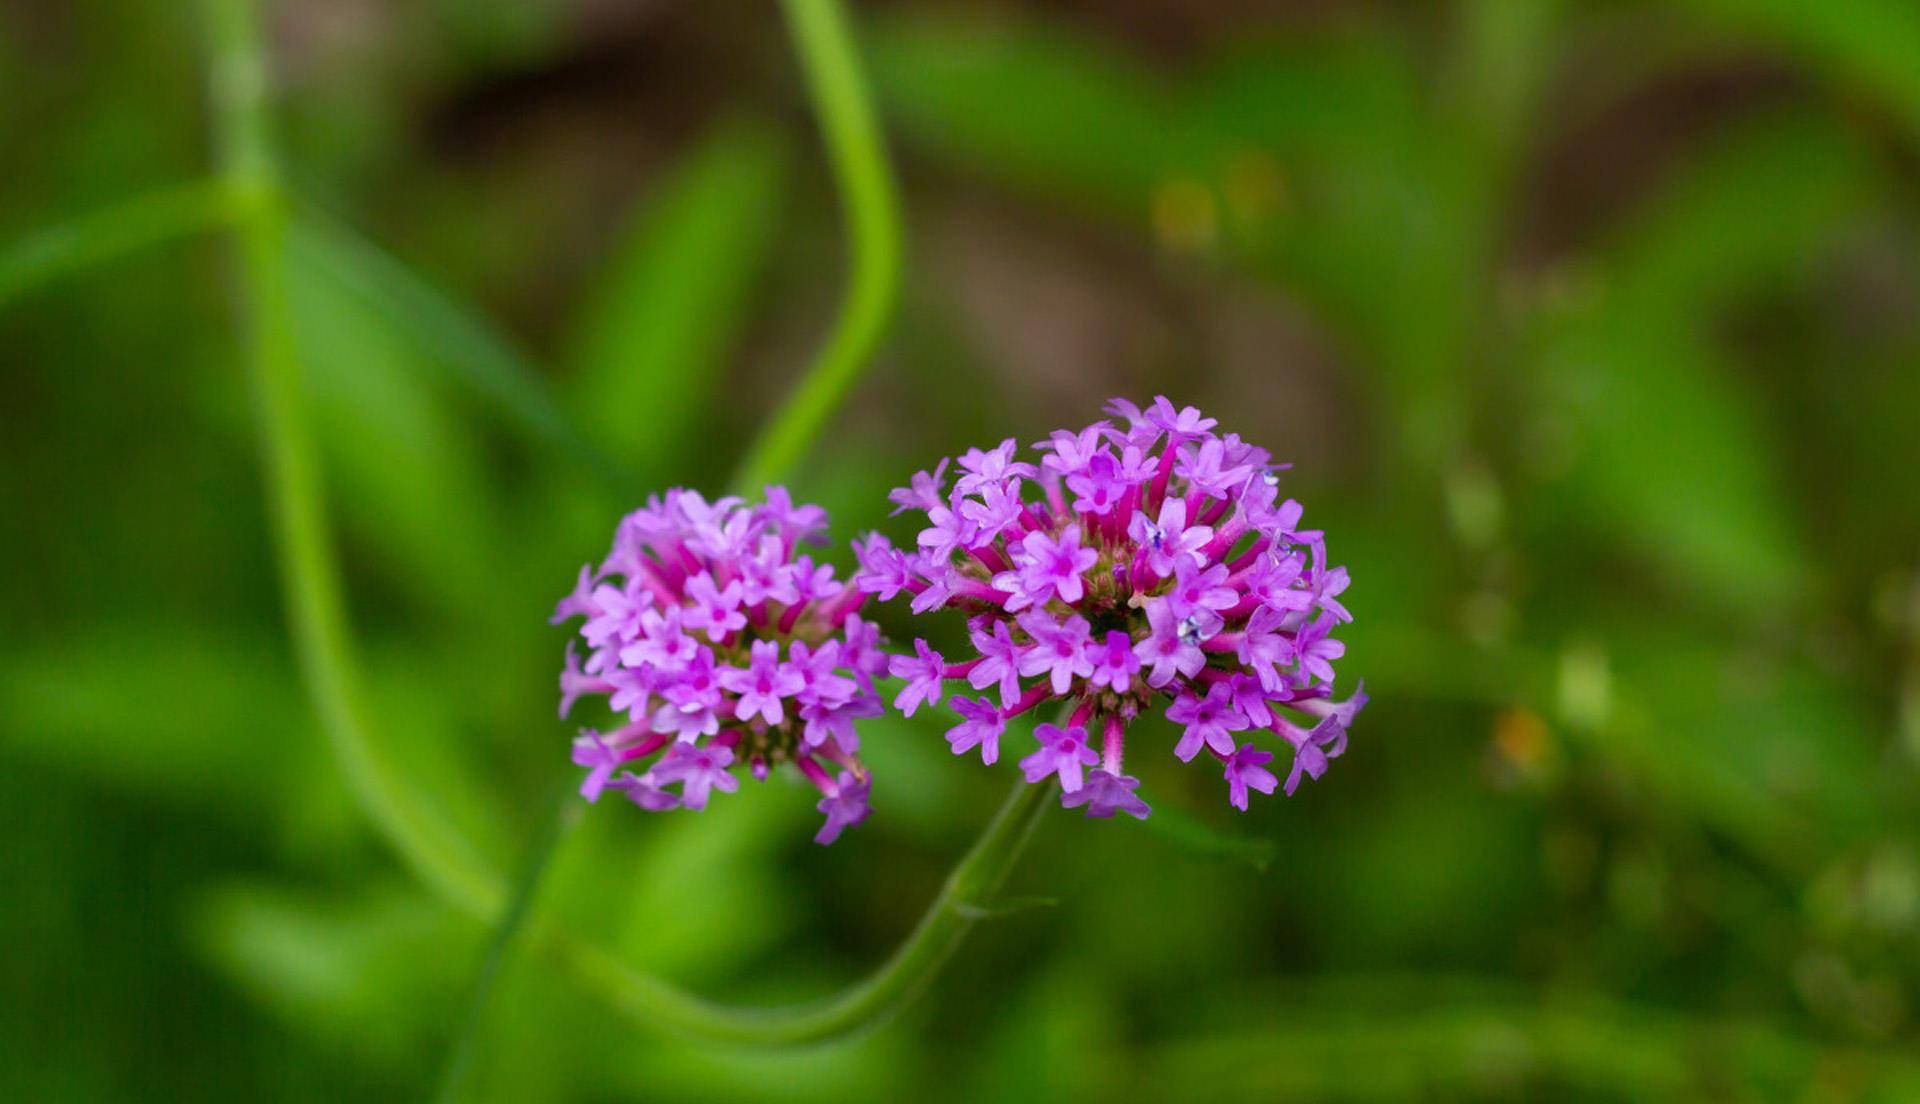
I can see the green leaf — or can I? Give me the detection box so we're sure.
[288,212,629,493]
[0,624,304,806]
[189,881,477,1070]
[871,10,1201,216]
[0,181,234,310]
[1527,112,1871,610]
[1680,0,1920,140]
[286,246,503,624]
[563,119,789,483]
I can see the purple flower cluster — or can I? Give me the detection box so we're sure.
[855,397,1365,819]
[551,488,883,844]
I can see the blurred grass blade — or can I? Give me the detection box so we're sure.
[434,785,578,1104]
[730,0,903,493]
[286,240,505,625]
[871,9,1193,218]
[0,180,235,309]
[564,119,788,485]
[289,209,631,493]
[189,881,478,1070]
[1529,111,1869,610]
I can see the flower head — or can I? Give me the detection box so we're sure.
[552,488,880,843]
[855,397,1363,817]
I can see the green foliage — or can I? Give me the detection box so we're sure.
[7,0,1920,1100]
[563,120,790,483]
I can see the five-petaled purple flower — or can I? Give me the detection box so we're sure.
[1019,723,1101,794]
[854,396,1363,818]
[553,488,883,844]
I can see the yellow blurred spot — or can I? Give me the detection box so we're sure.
[1222,149,1288,225]
[1151,177,1217,252]
[1492,706,1551,769]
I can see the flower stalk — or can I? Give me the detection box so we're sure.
[205,0,1040,1055]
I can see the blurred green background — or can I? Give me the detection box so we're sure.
[6,0,1920,1100]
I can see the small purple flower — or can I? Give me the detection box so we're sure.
[1243,551,1313,615]
[757,485,828,545]
[1128,498,1213,576]
[966,619,1026,708]
[1222,743,1277,810]
[840,614,889,682]
[683,575,746,642]
[1019,723,1100,793]
[946,696,1006,765]
[581,580,649,651]
[1134,598,1205,688]
[1086,630,1142,693]
[1065,450,1130,515]
[1016,611,1094,694]
[1005,526,1099,609]
[654,742,740,810]
[959,478,1026,543]
[1040,423,1108,477]
[888,638,947,718]
[571,731,624,801]
[917,503,974,562]
[814,772,871,845]
[607,770,680,811]
[1281,716,1347,795]
[1060,769,1151,819]
[1226,672,1274,728]
[1238,605,1297,693]
[800,692,881,751]
[1144,396,1218,439]
[889,459,949,516]
[852,534,915,601]
[1175,437,1253,499]
[955,438,1038,495]
[550,564,598,625]
[1166,682,1246,762]
[559,645,609,719]
[1293,612,1346,686]
[621,608,698,670]
[720,639,806,726]
[1163,560,1238,624]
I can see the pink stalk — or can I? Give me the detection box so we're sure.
[1101,714,1126,773]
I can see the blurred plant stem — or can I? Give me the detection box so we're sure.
[728,0,903,494]
[555,775,1054,1046]
[0,181,238,309]
[201,0,505,921]
[200,0,1041,1064]
[433,782,578,1104]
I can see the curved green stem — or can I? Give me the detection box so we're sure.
[0,180,237,310]
[730,0,903,494]
[202,0,504,922]
[204,0,1045,1054]
[556,776,1053,1044]
[434,784,577,1103]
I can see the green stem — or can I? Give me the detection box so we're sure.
[433,784,577,1103]
[205,0,1041,1055]
[0,180,238,310]
[729,0,903,494]
[556,776,1054,1045]
[202,0,503,922]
